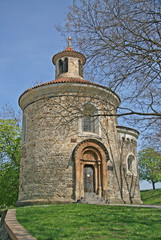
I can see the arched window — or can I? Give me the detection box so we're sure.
[63,58,68,73]
[128,158,132,172]
[127,155,136,174]
[79,60,83,77]
[59,59,63,74]
[58,58,68,75]
[82,104,99,134]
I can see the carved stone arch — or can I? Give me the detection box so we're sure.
[73,139,109,160]
[73,139,109,200]
[82,147,101,162]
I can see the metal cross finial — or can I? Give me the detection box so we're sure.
[68,35,71,47]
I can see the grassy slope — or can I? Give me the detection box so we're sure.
[16,203,161,240]
[141,189,161,205]
[2,189,160,239]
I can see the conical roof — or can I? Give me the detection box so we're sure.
[52,37,86,65]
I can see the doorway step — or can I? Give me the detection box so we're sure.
[77,192,108,205]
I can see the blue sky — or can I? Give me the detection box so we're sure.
[0,0,73,111]
[0,0,160,190]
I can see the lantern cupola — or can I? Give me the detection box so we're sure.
[52,36,86,79]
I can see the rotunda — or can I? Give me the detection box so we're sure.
[16,38,142,206]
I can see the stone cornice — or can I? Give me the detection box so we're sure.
[116,125,139,140]
[19,82,121,110]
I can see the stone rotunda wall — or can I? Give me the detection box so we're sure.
[16,40,142,206]
[17,82,128,205]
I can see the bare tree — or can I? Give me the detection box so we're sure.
[58,0,161,126]
[0,104,21,126]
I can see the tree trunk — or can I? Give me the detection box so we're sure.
[152,181,155,190]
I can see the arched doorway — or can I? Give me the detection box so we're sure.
[73,139,109,200]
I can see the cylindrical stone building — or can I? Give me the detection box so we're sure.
[16,38,142,206]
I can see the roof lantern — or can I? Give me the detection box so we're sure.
[52,36,86,79]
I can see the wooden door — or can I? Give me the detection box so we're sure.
[84,165,95,192]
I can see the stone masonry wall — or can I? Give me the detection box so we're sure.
[55,57,83,79]
[117,134,142,204]
[18,83,141,204]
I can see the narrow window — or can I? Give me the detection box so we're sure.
[128,158,132,172]
[79,60,83,77]
[59,59,63,74]
[82,104,99,134]
[83,116,92,132]
[63,58,68,73]
[127,155,135,174]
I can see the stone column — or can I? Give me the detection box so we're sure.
[94,164,98,193]
[80,162,84,198]
[75,160,80,200]
[98,162,102,197]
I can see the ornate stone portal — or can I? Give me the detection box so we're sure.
[16,38,142,206]
[74,139,109,200]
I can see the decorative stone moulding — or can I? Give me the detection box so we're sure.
[116,126,139,142]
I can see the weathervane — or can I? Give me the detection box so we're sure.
[68,35,71,47]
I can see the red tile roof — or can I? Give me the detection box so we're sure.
[18,77,121,105]
[64,46,75,52]
[52,46,86,65]
[53,77,92,84]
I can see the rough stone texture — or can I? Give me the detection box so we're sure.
[52,47,86,80]
[55,56,84,79]
[0,211,11,240]
[16,45,142,206]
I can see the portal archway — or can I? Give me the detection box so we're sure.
[73,139,109,200]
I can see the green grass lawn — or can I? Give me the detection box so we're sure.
[141,189,161,205]
[16,204,161,240]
